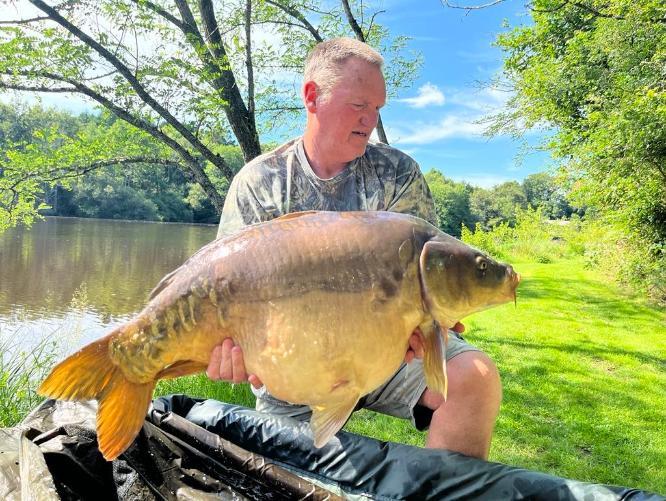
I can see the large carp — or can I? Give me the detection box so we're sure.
[39,211,520,460]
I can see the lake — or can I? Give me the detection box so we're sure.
[0,217,217,354]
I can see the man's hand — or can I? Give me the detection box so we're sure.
[207,338,263,389]
[404,322,465,364]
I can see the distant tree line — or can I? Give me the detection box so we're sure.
[0,102,238,224]
[425,169,577,237]
[1,102,576,233]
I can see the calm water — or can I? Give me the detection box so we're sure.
[0,217,217,353]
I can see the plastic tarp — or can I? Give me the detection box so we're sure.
[1,395,663,500]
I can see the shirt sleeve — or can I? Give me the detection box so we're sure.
[386,158,438,226]
[216,173,272,238]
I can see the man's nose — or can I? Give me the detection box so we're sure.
[360,109,379,129]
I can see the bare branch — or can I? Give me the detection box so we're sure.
[220,19,314,36]
[0,82,76,93]
[258,106,303,112]
[265,0,323,42]
[366,10,385,36]
[341,0,366,41]
[128,0,187,31]
[2,157,190,185]
[0,16,50,24]
[81,69,120,82]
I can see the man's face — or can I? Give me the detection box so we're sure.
[310,58,387,165]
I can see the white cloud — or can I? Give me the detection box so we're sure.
[446,86,510,113]
[392,114,486,145]
[398,83,445,108]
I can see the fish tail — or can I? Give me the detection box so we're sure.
[421,320,448,401]
[38,333,155,461]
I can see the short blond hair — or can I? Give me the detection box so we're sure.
[304,37,384,100]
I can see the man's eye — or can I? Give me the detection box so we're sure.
[352,103,365,109]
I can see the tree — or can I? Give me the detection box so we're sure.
[442,0,665,297]
[488,0,665,298]
[522,172,574,219]
[470,181,527,228]
[0,0,421,230]
[424,169,474,237]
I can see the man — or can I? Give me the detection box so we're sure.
[207,38,501,460]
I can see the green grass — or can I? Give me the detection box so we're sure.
[0,335,60,427]
[476,258,665,492]
[154,256,666,494]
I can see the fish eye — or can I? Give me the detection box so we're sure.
[476,256,488,271]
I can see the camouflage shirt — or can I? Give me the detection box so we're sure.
[217,137,436,238]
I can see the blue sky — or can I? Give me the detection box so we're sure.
[377,1,552,187]
[1,0,552,188]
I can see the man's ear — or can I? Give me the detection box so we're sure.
[303,81,318,112]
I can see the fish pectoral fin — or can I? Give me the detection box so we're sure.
[420,320,449,401]
[156,360,209,380]
[310,395,359,448]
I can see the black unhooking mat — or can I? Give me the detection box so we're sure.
[1,395,663,500]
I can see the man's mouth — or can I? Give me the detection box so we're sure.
[352,131,368,137]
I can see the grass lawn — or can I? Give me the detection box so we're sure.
[156,256,666,494]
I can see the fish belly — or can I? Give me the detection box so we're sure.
[229,287,424,407]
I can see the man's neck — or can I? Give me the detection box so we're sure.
[302,134,348,180]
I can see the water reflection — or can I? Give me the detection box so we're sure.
[0,217,217,351]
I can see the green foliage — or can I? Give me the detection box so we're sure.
[0,103,245,225]
[493,0,666,301]
[72,173,161,221]
[463,206,586,263]
[424,170,474,236]
[523,172,575,219]
[470,181,528,229]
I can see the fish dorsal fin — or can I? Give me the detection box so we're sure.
[148,268,180,300]
[310,394,359,448]
[275,210,320,221]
